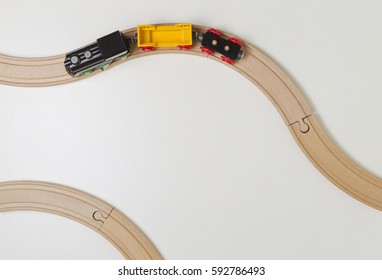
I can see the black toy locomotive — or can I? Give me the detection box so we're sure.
[64,31,130,77]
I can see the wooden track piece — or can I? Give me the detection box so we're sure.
[0,181,162,260]
[0,26,312,126]
[0,25,381,212]
[290,116,382,211]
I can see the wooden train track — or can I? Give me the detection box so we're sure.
[1,24,382,213]
[0,181,162,260]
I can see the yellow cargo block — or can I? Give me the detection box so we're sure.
[137,24,193,48]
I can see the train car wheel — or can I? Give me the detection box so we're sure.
[228,37,242,46]
[221,56,234,64]
[200,46,214,55]
[207,28,221,37]
[141,46,155,51]
[178,45,192,50]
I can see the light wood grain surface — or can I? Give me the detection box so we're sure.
[0,181,162,260]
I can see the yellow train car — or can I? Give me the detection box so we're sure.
[137,23,193,51]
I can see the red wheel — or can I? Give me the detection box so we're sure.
[200,46,214,55]
[207,28,221,37]
[228,37,242,46]
[178,45,192,50]
[140,46,155,51]
[221,56,234,65]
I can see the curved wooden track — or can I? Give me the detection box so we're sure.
[1,25,382,211]
[0,181,162,260]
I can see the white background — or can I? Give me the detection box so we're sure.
[1,0,382,259]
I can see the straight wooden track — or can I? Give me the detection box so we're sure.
[0,181,162,260]
[1,25,381,212]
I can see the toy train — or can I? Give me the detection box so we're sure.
[137,23,193,50]
[64,24,244,77]
[64,31,130,77]
[198,28,244,64]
